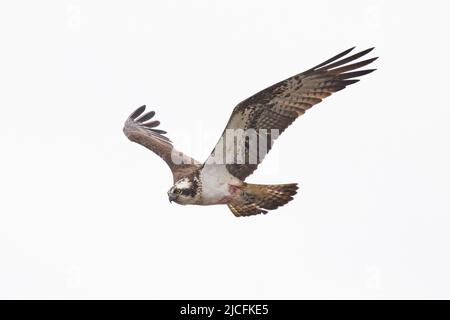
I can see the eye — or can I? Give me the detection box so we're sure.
[174,189,181,194]
[180,189,190,196]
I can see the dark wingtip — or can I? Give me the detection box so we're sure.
[151,128,167,135]
[342,47,356,55]
[129,105,146,120]
[338,68,377,80]
[137,110,156,123]
[142,120,160,128]
[360,47,375,55]
[309,47,356,71]
[126,106,172,143]
[343,79,360,86]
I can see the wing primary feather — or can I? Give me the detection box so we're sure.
[318,47,375,71]
[337,69,377,79]
[329,57,378,74]
[136,111,155,122]
[149,128,168,135]
[142,120,160,128]
[129,105,146,120]
[341,79,360,86]
[151,133,171,142]
[309,47,355,71]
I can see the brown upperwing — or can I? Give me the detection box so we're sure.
[204,47,377,181]
[123,105,201,182]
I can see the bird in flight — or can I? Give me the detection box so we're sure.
[124,47,377,217]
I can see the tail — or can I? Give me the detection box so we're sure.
[228,183,298,217]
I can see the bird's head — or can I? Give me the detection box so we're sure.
[167,176,199,205]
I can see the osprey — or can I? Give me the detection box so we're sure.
[123,47,377,217]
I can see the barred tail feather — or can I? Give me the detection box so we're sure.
[228,183,298,217]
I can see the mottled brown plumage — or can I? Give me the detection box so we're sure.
[124,47,377,217]
[123,106,201,182]
[208,47,377,181]
[228,183,299,216]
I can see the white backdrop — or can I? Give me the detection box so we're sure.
[1,0,449,299]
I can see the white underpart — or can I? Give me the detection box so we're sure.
[199,164,241,205]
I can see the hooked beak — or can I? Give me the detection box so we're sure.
[168,193,177,203]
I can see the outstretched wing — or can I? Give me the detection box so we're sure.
[204,47,377,180]
[123,105,201,182]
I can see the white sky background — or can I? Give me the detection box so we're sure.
[0,0,449,299]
